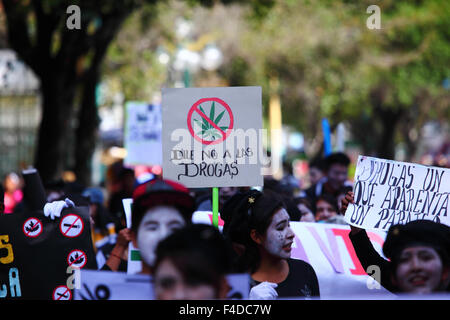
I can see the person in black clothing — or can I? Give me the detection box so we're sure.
[308,157,326,187]
[0,184,4,214]
[221,190,320,299]
[301,152,352,213]
[342,191,450,294]
[106,164,136,231]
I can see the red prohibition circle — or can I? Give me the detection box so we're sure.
[52,285,72,301]
[23,217,43,238]
[59,214,84,238]
[67,249,87,269]
[187,97,234,145]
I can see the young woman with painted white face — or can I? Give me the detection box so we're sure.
[342,191,450,294]
[221,190,320,299]
[393,246,448,294]
[133,205,186,273]
[130,179,195,275]
[383,221,450,294]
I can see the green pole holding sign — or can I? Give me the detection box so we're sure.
[212,187,219,228]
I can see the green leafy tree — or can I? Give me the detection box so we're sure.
[2,0,269,184]
[215,0,449,160]
[2,0,148,184]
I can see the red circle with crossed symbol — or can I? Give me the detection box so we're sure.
[53,285,72,301]
[67,249,87,269]
[59,214,84,238]
[23,217,43,238]
[187,97,234,145]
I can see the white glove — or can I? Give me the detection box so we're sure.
[249,281,278,300]
[43,198,75,220]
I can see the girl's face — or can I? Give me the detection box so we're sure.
[298,203,315,222]
[315,199,337,222]
[261,208,295,259]
[154,258,217,300]
[394,246,447,294]
[135,206,185,267]
[309,167,324,186]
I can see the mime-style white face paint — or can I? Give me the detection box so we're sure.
[261,208,294,259]
[136,206,185,267]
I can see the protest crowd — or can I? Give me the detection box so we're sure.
[1,150,449,301]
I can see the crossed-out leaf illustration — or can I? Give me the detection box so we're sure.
[193,101,229,141]
[70,252,84,265]
[25,220,39,233]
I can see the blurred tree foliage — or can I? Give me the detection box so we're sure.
[106,0,448,163]
[2,0,149,184]
[219,0,450,160]
[4,0,446,184]
[1,0,269,184]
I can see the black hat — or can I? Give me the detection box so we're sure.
[383,220,450,265]
[131,179,195,231]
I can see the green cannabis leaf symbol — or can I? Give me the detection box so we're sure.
[194,101,228,140]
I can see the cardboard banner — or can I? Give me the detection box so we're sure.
[0,207,97,300]
[162,87,264,188]
[344,155,450,231]
[124,102,162,166]
[74,270,249,300]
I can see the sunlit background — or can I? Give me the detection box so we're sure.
[0,0,448,189]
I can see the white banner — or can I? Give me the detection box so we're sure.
[122,198,142,275]
[344,155,450,231]
[124,102,162,166]
[289,222,392,298]
[74,270,249,300]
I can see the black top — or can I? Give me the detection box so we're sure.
[348,229,395,292]
[349,229,450,293]
[250,259,320,299]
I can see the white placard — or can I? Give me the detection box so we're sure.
[162,87,264,188]
[124,102,162,166]
[344,155,450,231]
[122,198,142,274]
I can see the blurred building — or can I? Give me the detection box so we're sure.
[0,49,40,178]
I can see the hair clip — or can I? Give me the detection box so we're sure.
[247,197,256,217]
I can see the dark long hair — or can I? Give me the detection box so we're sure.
[221,190,284,273]
[154,224,232,297]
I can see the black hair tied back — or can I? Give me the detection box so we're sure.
[221,189,284,273]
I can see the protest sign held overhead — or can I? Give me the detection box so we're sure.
[344,155,450,231]
[124,101,162,166]
[162,87,265,188]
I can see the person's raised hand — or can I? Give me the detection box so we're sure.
[116,228,133,248]
[340,191,354,215]
[249,282,278,300]
[340,191,363,235]
[43,198,74,220]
